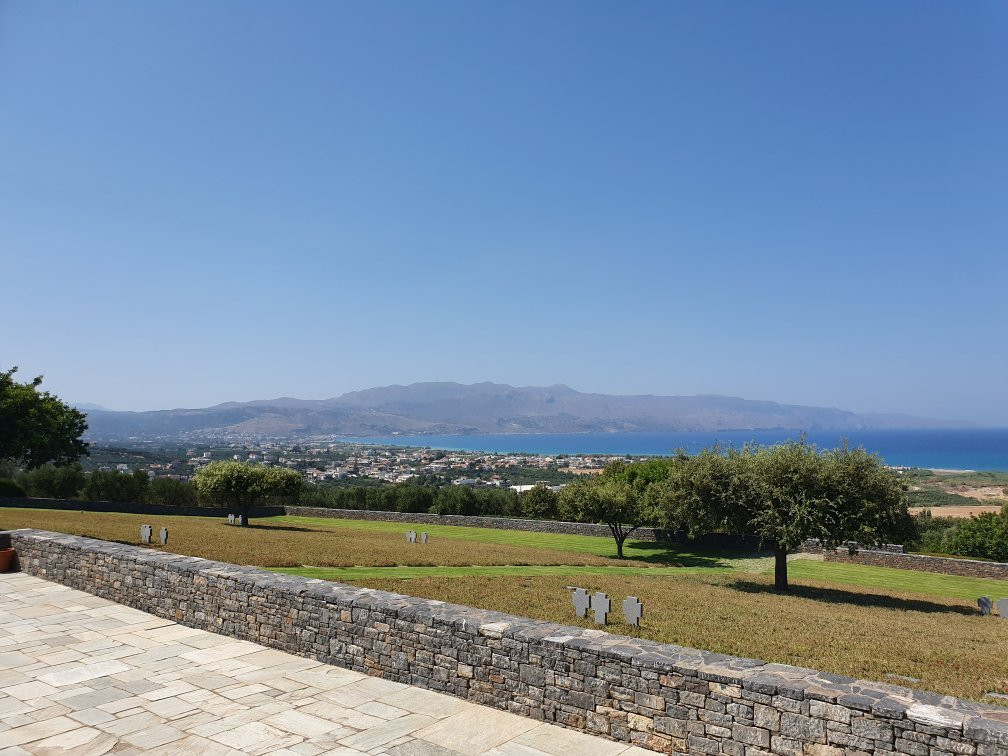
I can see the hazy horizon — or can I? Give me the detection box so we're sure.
[3,3,1006,424]
[63,380,989,428]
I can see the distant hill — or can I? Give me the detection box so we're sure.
[80,382,969,441]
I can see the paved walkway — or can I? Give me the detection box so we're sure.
[0,573,650,756]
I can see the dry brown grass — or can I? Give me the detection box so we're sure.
[0,508,642,569]
[5,506,1007,701]
[352,572,1008,702]
[909,505,1004,518]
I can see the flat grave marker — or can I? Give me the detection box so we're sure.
[591,592,610,625]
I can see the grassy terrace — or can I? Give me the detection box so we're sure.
[2,507,1007,701]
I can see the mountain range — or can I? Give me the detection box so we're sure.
[79,382,967,441]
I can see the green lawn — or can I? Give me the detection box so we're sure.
[271,563,723,581]
[782,559,1008,602]
[264,514,733,567]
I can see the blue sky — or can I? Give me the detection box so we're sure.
[2,2,1006,424]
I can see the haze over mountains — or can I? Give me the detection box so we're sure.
[80,382,967,441]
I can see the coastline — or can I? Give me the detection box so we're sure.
[335,429,1008,473]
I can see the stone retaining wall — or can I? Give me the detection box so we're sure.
[6,528,1008,755]
[800,540,905,555]
[0,495,285,518]
[285,505,670,540]
[286,508,768,550]
[825,550,1008,581]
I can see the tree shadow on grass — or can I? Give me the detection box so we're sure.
[622,540,745,568]
[727,578,977,616]
[244,522,319,534]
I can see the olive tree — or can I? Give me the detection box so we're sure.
[660,440,907,591]
[192,461,301,526]
[559,468,656,558]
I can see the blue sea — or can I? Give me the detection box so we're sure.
[341,429,1008,471]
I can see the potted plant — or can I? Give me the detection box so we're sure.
[0,532,15,573]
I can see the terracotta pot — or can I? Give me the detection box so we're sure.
[0,548,15,573]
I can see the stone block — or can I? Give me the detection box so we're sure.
[810,700,851,724]
[733,723,771,747]
[755,703,781,732]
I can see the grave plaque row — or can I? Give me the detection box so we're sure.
[569,587,643,626]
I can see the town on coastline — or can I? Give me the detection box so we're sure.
[67,439,1008,510]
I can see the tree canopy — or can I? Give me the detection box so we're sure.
[192,461,301,525]
[559,464,659,558]
[656,440,908,590]
[0,367,89,469]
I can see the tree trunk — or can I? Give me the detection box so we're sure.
[616,537,624,559]
[774,545,789,591]
[239,512,249,527]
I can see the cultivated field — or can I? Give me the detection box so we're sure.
[909,505,1003,518]
[3,506,1007,701]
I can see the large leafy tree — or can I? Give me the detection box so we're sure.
[192,461,301,525]
[660,440,908,591]
[0,367,89,469]
[559,464,658,558]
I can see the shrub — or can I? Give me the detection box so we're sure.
[520,484,559,519]
[904,510,962,554]
[81,469,149,503]
[431,485,478,515]
[144,477,197,507]
[0,478,27,497]
[17,464,85,499]
[947,508,1008,562]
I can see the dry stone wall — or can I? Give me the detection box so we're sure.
[6,528,1008,755]
[824,550,1008,581]
[0,495,284,518]
[285,505,673,540]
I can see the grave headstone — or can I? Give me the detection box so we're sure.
[572,588,590,619]
[140,525,152,544]
[622,596,643,626]
[590,592,610,625]
[160,528,168,546]
[406,531,417,543]
[421,532,428,544]
[998,598,1008,620]
[979,596,993,616]
[227,514,235,525]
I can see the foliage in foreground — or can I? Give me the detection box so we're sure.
[0,367,89,469]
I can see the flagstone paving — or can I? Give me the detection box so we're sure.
[0,572,652,755]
